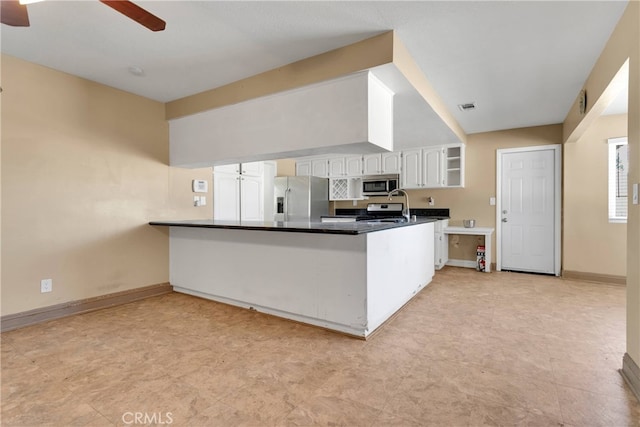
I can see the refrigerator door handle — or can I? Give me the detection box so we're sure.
[284,187,291,222]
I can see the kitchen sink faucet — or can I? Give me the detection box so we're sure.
[388,189,411,221]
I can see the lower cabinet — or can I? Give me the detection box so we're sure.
[434,219,449,270]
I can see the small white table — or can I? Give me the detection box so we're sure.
[443,226,495,273]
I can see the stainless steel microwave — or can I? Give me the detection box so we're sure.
[362,175,399,196]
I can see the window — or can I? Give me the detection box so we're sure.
[608,137,628,223]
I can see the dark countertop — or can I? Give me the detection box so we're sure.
[149,217,438,235]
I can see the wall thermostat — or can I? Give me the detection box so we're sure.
[192,179,208,193]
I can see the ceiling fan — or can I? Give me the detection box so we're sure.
[1,0,166,32]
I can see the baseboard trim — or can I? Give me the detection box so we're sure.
[1,283,172,332]
[562,270,626,286]
[446,259,477,269]
[620,353,640,403]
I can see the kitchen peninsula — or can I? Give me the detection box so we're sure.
[150,219,435,338]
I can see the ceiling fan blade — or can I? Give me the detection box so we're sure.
[1,0,30,27]
[99,0,165,32]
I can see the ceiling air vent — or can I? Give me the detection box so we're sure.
[458,102,476,112]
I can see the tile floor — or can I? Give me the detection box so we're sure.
[2,267,640,426]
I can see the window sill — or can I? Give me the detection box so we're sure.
[609,217,628,224]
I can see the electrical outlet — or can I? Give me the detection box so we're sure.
[41,279,52,293]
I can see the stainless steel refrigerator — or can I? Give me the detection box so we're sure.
[274,176,329,222]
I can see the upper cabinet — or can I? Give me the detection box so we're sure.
[363,152,401,175]
[444,145,465,187]
[400,149,423,189]
[295,160,312,177]
[297,143,464,195]
[297,155,363,178]
[401,144,464,189]
[311,159,330,178]
[345,156,364,176]
[240,161,264,177]
[328,157,346,177]
[422,147,444,188]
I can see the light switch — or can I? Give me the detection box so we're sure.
[633,183,639,205]
[200,196,207,206]
[490,197,496,206]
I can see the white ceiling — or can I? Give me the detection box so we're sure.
[0,0,629,135]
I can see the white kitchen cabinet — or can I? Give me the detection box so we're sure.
[311,158,329,178]
[239,174,263,221]
[444,144,465,187]
[296,160,312,176]
[262,161,276,221]
[363,152,401,175]
[214,161,273,221]
[345,156,363,176]
[297,143,464,193]
[328,157,346,177]
[382,152,402,174]
[423,147,445,188]
[401,149,423,189]
[241,161,264,177]
[213,171,241,220]
[330,177,363,201]
[434,219,449,270]
[330,155,363,177]
[406,144,465,188]
[363,154,382,175]
[215,163,240,174]
[216,161,264,177]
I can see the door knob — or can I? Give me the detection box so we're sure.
[502,218,508,222]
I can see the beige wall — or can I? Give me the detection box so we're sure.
[563,114,628,277]
[335,124,562,261]
[562,1,640,369]
[276,159,296,177]
[1,55,212,316]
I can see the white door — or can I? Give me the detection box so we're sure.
[498,146,560,275]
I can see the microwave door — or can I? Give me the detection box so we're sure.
[363,180,388,195]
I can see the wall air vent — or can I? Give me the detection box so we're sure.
[458,102,476,111]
